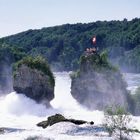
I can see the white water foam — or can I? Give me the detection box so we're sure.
[51,72,104,124]
[0,72,140,140]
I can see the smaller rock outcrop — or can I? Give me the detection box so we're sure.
[71,51,129,111]
[37,114,94,128]
[0,128,4,134]
[129,87,140,116]
[13,56,55,106]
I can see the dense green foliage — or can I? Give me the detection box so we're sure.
[71,51,118,80]
[1,18,140,71]
[0,41,26,63]
[14,56,55,87]
[80,51,117,73]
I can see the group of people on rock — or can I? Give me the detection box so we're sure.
[85,47,97,56]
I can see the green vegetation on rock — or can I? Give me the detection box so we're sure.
[77,51,118,77]
[13,56,55,87]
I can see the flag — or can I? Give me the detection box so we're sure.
[92,36,96,45]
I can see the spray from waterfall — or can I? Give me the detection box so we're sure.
[0,63,13,94]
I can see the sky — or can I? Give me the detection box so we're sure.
[0,0,140,37]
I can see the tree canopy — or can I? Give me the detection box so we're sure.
[1,18,140,72]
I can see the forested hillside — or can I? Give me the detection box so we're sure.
[1,18,140,72]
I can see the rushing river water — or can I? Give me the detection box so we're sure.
[0,72,140,140]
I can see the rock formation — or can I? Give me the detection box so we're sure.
[71,51,129,111]
[13,56,55,106]
[129,87,140,116]
[0,128,4,134]
[37,114,94,128]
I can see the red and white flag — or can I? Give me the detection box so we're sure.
[92,36,96,44]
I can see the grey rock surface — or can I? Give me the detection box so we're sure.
[71,54,129,111]
[13,64,54,106]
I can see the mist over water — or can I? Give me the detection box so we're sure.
[0,92,49,116]
[0,72,104,140]
[123,73,140,94]
[0,72,140,139]
[0,63,13,94]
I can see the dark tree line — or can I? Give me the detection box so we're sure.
[0,18,140,72]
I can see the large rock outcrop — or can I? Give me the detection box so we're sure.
[71,51,129,111]
[13,56,55,106]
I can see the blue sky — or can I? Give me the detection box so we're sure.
[0,0,140,37]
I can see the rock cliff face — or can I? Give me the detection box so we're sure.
[13,56,55,106]
[71,52,129,111]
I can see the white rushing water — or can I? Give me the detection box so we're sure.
[123,73,140,94]
[0,72,140,140]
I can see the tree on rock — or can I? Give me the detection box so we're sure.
[71,51,130,111]
[13,56,55,107]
